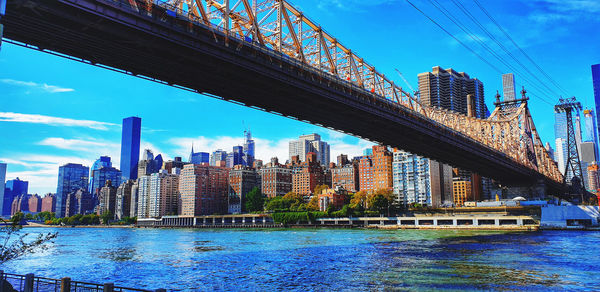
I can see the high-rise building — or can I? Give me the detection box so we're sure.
[97,180,117,217]
[130,179,140,219]
[392,150,453,207]
[28,194,41,213]
[189,145,209,165]
[65,189,93,217]
[554,110,569,175]
[418,66,486,118]
[210,150,228,166]
[587,163,599,192]
[260,158,293,198]
[89,156,112,194]
[228,166,260,213]
[545,142,555,162]
[116,180,134,220]
[288,134,330,166]
[292,152,326,195]
[11,194,30,215]
[452,180,472,207]
[148,170,179,218]
[136,175,151,218]
[90,166,122,197]
[243,129,255,167]
[41,194,56,213]
[330,161,359,193]
[3,177,28,216]
[163,157,187,174]
[358,145,393,193]
[418,66,487,193]
[138,149,164,177]
[0,163,7,216]
[592,64,600,146]
[583,109,599,161]
[179,164,229,216]
[120,116,141,181]
[502,73,516,102]
[227,146,245,168]
[56,163,89,218]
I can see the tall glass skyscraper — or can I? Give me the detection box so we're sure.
[3,177,28,216]
[584,109,599,161]
[0,163,6,216]
[554,111,568,174]
[502,73,516,101]
[243,129,255,167]
[89,156,112,193]
[592,64,600,158]
[120,117,141,181]
[56,163,89,217]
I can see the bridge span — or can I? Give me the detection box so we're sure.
[1,0,564,194]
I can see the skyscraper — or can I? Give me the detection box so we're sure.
[243,129,255,167]
[189,145,209,165]
[90,166,122,196]
[418,66,487,118]
[288,134,330,165]
[592,64,600,145]
[0,163,6,216]
[392,150,453,207]
[210,150,228,166]
[120,116,141,181]
[227,146,244,168]
[554,111,568,174]
[502,73,516,102]
[89,156,112,194]
[56,163,89,218]
[3,177,28,217]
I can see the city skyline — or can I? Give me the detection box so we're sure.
[1,0,598,195]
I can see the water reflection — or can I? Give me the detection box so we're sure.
[2,228,599,291]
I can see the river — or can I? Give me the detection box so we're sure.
[2,227,599,291]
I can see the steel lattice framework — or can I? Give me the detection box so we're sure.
[120,0,563,183]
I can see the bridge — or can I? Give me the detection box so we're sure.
[0,0,564,194]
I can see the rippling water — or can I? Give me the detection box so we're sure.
[3,227,600,291]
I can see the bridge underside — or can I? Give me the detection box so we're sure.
[2,0,565,194]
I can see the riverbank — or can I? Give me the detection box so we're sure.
[23,222,135,228]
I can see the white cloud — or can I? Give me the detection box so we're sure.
[0,112,118,130]
[170,130,374,164]
[0,78,75,93]
[317,0,395,11]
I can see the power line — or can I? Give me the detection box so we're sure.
[403,0,505,74]
[451,0,561,100]
[472,0,570,97]
[426,0,556,105]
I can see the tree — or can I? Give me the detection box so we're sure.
[0,216,57,265]
[100,210,113,225]
[313,184,330,196]
[367,189,394,215]
[244,187,265,213]
[350,191,368,210]
[307,196,319,211]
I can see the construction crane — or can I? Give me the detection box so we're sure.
[395,69,418,97]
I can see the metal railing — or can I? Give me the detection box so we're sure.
[0,271,164,292]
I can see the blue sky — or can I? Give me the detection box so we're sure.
[1,0,599,195]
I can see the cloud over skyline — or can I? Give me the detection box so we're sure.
[0,78,75,93]
[0,112,118,130]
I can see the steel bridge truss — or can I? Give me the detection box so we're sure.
[3,0,560,184]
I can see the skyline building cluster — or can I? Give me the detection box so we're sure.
[2,64,600,219]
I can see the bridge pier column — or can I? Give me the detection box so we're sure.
[433,219,438,226]
[452,219,457,226]
[494,219,500,226]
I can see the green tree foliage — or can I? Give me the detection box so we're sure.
[265,192,308,212]
[0,217,57,264]
[367,189,394,215]
[100,211,113,225]
[244,187,265,213]
[271,211,327,225]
